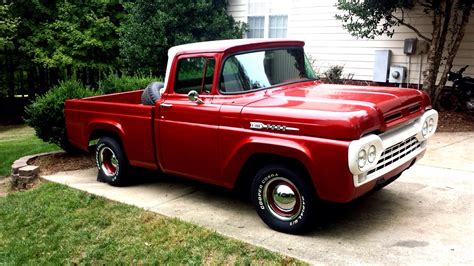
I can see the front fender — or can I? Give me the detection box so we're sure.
[221,136,315,188]
[219,131,355,202]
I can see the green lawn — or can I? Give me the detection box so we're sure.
[0,125,58,176]
[0,125,301,264]
[0,183,301,264]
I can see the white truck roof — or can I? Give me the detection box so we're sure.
[164,39,304,89]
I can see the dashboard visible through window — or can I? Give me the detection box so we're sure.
[174,57,215,94]
[219,48,317,94]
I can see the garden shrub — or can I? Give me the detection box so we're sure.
[25,80,98,152]
[98,74,161,94]
[323,65,344,84]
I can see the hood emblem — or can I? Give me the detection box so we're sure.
[250,122,299,132]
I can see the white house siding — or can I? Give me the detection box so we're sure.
[227,0,247,22]
[227,0,474,85]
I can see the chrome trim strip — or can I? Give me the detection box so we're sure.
[250,122,300,132]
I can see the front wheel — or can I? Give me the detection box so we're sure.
[251,165,316,234]
[96,136,128,186]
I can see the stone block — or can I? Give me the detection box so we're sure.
[11,162,27,175]
[18,165,39,177]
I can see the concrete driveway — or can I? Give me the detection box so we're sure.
[43,132,474,264]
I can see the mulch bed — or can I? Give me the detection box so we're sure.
[29,152,95,175]
[437,111,474,132]
[1,153,94,195]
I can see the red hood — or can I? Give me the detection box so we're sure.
[241,83,431,140]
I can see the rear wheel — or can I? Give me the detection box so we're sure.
[251,165,315,234]
[96,136,128,186]
[437,93,460,112]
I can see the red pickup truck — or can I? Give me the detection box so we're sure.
[65,39,438,233]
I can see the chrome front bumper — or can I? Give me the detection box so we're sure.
[349,109,439,187]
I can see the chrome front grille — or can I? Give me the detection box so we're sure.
[368,136,421,175]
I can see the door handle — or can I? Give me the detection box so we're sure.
[160,103,173,108]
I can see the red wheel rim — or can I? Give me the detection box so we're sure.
[98,147,119,177]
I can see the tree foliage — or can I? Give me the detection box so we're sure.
[336,0,418,40]
[1,0,125,100]
[13,0,123,72]
[1,0,245,101]
[98,74,161,94]
[119,0,246,75]
[0,4,19,49]
[336,0,473,103]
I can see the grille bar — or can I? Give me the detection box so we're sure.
[368,136,420,175]
[377,138,418,164]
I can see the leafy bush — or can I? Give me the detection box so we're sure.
[119,0,246,74]
[98,74,162,94]
[25,80,98,152]
[323,65,344,84]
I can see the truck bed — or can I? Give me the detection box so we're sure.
[65,90,158,169]
[85,90,144,104]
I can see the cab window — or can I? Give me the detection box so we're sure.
[219,48,317,93]
[174,57,215,94]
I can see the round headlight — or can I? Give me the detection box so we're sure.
[368,145,376,163]
[428,117,434,133]
[358,149,367,169]
[422,120,429,137]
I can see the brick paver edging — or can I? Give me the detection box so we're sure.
[11,151,65,176]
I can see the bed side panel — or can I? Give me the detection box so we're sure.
[65,99,158,169]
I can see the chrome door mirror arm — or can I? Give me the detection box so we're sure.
[187,90,204,104]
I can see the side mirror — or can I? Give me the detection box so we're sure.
[187,90,204,104]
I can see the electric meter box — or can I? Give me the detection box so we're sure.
[389,66,407,83]
[404,38,417,55]
[373,50,391,82]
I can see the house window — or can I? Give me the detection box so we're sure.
[246,0,288,38]
[247,16,265,38]
[269,15,287,38]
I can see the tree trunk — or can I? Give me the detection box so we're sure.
[5,47,15,98]
[27,67,35,98]
[423,47,440,95]
[19,68,24,97]
[422,8,443,100]
[435,3,472,104]
[38,66,45,95]
[421,0,471,104]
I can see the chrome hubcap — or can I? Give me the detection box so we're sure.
[263,177,302,221]
[272,184,297,211]
[98,147,119,177]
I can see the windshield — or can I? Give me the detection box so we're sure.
[219,47,318,93]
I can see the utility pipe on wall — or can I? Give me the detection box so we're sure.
[418,55,423,90]
[407,55,411,88]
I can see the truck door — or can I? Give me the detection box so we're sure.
[158,54,220,182]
